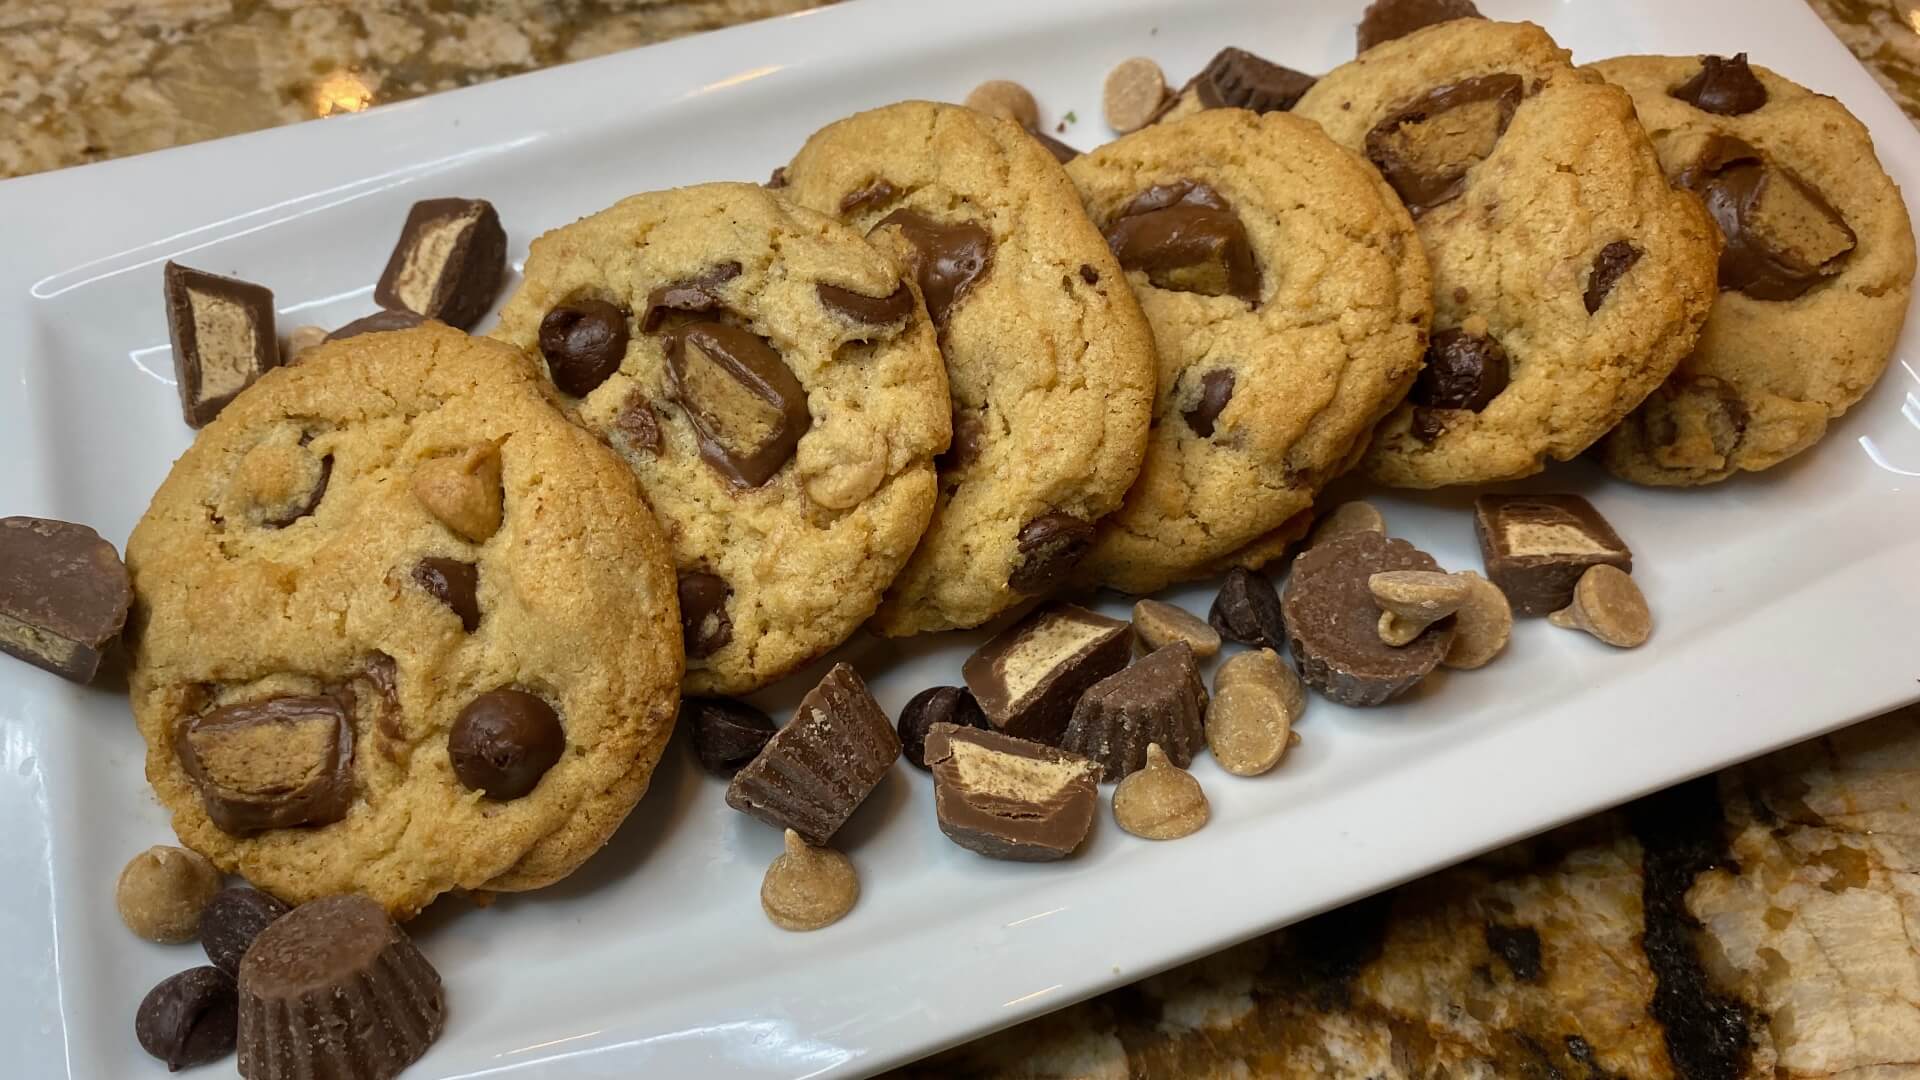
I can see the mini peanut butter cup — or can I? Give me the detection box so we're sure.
[1282,531,1453,707]
[725,663,901,845]
[1059,642,1208,782]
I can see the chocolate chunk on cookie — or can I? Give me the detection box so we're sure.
[1679,134,1856,301]
[1670,53,1767,116]
[176,695,355,834]
[664,322,813,488]
[1283,531,1454,707]
[0,516,131,683]
[374,197,506,329]
[1103,181,1261,304]
[1366,74,1523,216]
[163,262,280,428]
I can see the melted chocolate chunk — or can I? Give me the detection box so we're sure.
[1671,53,1768,116]
[873,209,993,325]
[1182,368,1236,437]
[448,689,564,800]
[640,262,743,331]
[1411,327,1508,411]
[412,557,480,632]
[1584,241,1643,314]
[1103,182,1260,304]
[176,695,355,834]
[1366,73,1523,215]
[1190,47,1318,113]
[1008,513,1094,594]
[1355,0,1485,53]
[1679,135,1856,301]
[613,389,661,454]
[664,321,812,487]
[539,299,630,397]
[261,454,331,529]
[678,570,733,659]
[817,281,915,325]
[1027,126,1080,164]
[840,178,899,215]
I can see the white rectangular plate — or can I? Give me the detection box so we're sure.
[4,0,1919,1076]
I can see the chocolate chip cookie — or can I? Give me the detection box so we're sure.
[1293,20,1722,488]
[126,324,683,917]
[1591,55,1916,485]
[492,182,950,690]
[1064,108,1433,594]
[780,101,1156,634]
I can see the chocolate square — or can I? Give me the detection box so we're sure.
[163,262,279,428]
[373,197,506,330]
[1473,494,1632,617]
[961,603,1134,745]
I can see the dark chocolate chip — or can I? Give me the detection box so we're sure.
[1079,264,1100,285]
[163,262,280,428]
[1182,368,1236,437]
[1409,406,1448,443]
[1584,241,1643,314]
[684,697,777,776]
[1026,126,1080,164]
[873,209,993,325]
[1678,135,1856,301]
[261,453,331,529]
[840,178,899,215]
[200,888,291,976]
[817,281,915,325]
[1208,566,1286,649]
[678,570,733,659]
[373,197,506,330]
[1190,47,1318,113]
[897,686,987,770]
[1008,513,1095,594]
[939,409,986,474]
[1411,327,1508,411]
[326,309,425,342]
[663,321,812,487]
[1366,73,1523,215]
[613,389,662,454]
[1104,182,1261,304]
[640,262,743,332]
[1671,53,1768,116]
[1355,0,1485,53]
[412,557,480,632]
[136,966,238,1071]
[176,696,355,834]
[449,689,564,800]
[0,516,131,684]
[767,166,790,188]
[539,299,630,397]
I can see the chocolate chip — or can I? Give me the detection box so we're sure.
[0,516,131,683]
[684,697,776,776]
[1473,494,1633,617]
[1411,327,1508,411]
[412,557,480,632]
[1584,241,1643,314]
[1366,73,1523,215]
[678,570,733,659]
[640,262,743,332]
[539,299,630,397]
[925,725,1101,860]
[261,453,331,529]
[1679,135,1856,301]
[664,321,812,487]
[1008,513,1094,594]
[1208,566,1286,649]
[200,887,291,976]
[1027,126,1080,163]
[373,197,506,330]
[1079,264,1100,285]
[1103,181,1261,304]
[1182,368,1236,437]
[163,262,280,428]
[840,178,899,215]
[1409,406,1449,443]
[325,309,425,342]
[873,209,993,325]
[1671,53,1768,116]
[613,389,662,454]
[897,686,987,770]
[135,966,237,1071]
[1356,0,1485,52]
[449,689,564,800]
[938,409,986,473]
[817,281,915,325]
[726,663,901,845]
[962,602,1134,744]
[176,696,355,835]
[1283,531,1453,706]
[767,166,790,188]
[1190,47,1318,113]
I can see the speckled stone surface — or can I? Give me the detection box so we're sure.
[6,3,1920,1077]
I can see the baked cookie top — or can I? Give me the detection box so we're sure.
[126,324,684,918]
[492,182,950,691]
[1591,54,1916,485]
[781,101,1156,635]
[1294,20,1722,489]
[1064,108,1432,595]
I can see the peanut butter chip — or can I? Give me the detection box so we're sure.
[1308,501,1386,548]
[1104,57,1169,134]
[964,79,1040,129]
[412,442,503,542]
[761,829,859,932]
[1547,564,1651,648]
[1131,598,1221,658]
[1443,572,1512,669]
[1370,570,1470,647]
[1207,648,1305,777]
[1213,647,1306,720]
[116,845,223,944]
[284,325,327,364]
[1112,744,1209,840]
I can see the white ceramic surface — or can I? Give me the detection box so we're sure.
[3,0,1918,1076]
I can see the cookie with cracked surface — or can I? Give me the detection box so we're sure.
[780,101,1155,634]
[1294,20,1722,488]
[126,324,683,918]
[1590,55,1916,485]
[1063,108,1432,594]
[492,182,950,691]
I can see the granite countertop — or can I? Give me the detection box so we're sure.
[6,2,1920,1078]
